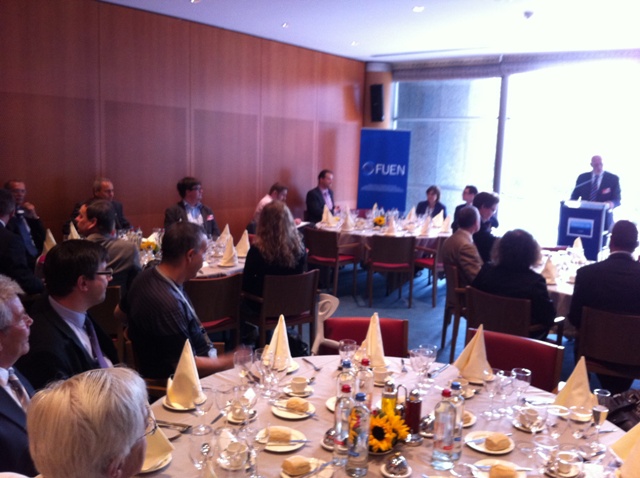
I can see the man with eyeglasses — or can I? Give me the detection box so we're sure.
[16,240,118,391]
[0,275,38,476]
[164,176,221,239]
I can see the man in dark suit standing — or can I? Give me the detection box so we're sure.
[568,220,640,392]
[570,155,621,229]
[306,169,335,223]
[164,176,221,239]
[16,240,118,390]
[0,275,38,476]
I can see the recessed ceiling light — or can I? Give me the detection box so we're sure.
[351,41,359,47]
[281,22,290,28]
[190,0,201,3]
[412,6,425,13]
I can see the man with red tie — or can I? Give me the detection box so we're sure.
[305,169,335,223]
[0,275,37,476]
[15,241,118,391]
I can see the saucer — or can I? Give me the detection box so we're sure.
[381,463,412,478]
[465,431,515,455]
[139,453,172,474]
[284,385,313,397]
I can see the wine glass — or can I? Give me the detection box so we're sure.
[338,339,358,368]
[569,405,593,439]
[591,389,611,454]
[496,370,515,416]
[409,347,427,386]
[254,347,276,398]
[215,385,235,424]
[545,405,570,441]
[229,384,258,425]
[189,424,213,471]
[512,367,532,406]
[416,344,438,394]
[193,386,214,431]
[234,348,255,383]
[268,354,290,399]
[482,368,501,421]
[240,422,270,478]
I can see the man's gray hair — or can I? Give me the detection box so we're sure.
[0,275,24,330]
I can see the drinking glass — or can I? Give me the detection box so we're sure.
[193,386,214,431]
[240,423,270,478]
[512,367,532,406]
[482,367,502,421]
[214,385,235,423]
[234,348,255,383]
[545,405,570,441]
[254,347,276,398]
[228,384,258,425]
[189,424,213,471]
[533,434,560,475]
[496,370,515,416]
[409,347,427,387]
[338,339,358,367]
[268,354,290,398]
[569,405,593,439]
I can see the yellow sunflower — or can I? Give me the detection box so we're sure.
[369,414,395,452]
[386,412,410,441]
[373,216,386,227]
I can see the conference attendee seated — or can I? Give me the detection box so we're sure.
[440,206,483,287]
[568,220,640,393]
[26,368,150,478]
[0,276,37,476]
[472,229,555,339]
[306,169,335,223]
[416,185,447,219]
[64,177,131,236]
[472,191,500,263]
[164,176,220,239]
[451,184,477,232]
[122,222,233,379]
[0,189,44,296]
[15,241,118,390]
[76,199,141,298]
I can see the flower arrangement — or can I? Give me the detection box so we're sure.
[373,216,386,227]
[140,239,159,253]
[350,408,409,453]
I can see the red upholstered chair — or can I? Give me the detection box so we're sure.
[366,235,416,308]
[317,316,409,358]
[414,237,445,308]
[465,328,564,393]
[303,227,360,296]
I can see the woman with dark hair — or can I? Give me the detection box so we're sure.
[416,185,447,218]
[471,229,556,338]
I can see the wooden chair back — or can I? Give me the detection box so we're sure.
[442,263,467,362]
[465,286,534,337]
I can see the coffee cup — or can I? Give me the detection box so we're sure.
[373,367,389,383]
[290,377,308,394]
[224,441,249,469]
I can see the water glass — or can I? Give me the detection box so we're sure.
[545,405,570,441]
[569,405,593,439]
[189,425,213,470]
[482,367,502,421]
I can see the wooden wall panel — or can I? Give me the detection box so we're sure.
[103,101,188,230]
[317,54,365,123]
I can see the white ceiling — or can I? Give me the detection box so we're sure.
[99,0,640,64]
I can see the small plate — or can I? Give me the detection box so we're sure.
[374,380,387,387]
[381,463,413,478]
[288,361,300,374]
[227,409,258,425]
[463,411,477,428]
[511,419,542,434]
[284,385,313,398]
[272,400,316,420]
[281,458,334,478]
[465,431,515,455]
[218,262,239,268]
[462,388,476,399]
[326,396,337,412]
[265,428,307,453]
[320,440,334,452]
[162,396,194,412]
[473,459,526,478]
[139,453,172,474]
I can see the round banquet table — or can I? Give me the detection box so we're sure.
[149,356,623,478]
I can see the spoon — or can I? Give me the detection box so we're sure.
[400,359,408,373]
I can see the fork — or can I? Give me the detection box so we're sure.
[302,357,322,372]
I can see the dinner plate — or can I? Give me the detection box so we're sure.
[463,411,477,428]
[325,396,337,412]
[139,453,172,474]
[162,396,194,412]
[281,458,334,478]
[380,463,413,478]
[272,400,316,420]
[284,385,313,398]
[473,459,527,478]
[265,428,307,453]
[464,431,515,455]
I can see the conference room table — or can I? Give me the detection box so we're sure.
[149,355,623,478]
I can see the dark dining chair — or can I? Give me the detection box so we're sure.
[414,237,445,307]
[366,235,416,308]
[88,285,127,364]
[442,263,468,362]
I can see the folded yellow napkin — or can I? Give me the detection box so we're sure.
[385,216,396,235]
[236,230,250,258]
[405,207,417,222]
[441,215,452,233]
[541,256,558,285]
[219,236,238,267]
[356,312,386,368]
[420,216,431,236]
[68,222,81,240]
[619,443,640,478]
[553,357,597,409]
[321,205,332,225]
[166,340,202,409]
[453,324,492,383]
[142,415,174,472]
[431,210,444,228]
[341,212,355,231]
[266,315,293,368]
[42,229,57,253]
[573,237,583,250]
[612,420,640,462]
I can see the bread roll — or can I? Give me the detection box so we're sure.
[463,410,473,425]
[485,433,511,451]
[286,397,310,412]
[489,463,517,478]
[282,456,312,476]
[269,426,292,443]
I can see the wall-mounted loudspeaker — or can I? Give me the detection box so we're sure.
[370,84,384,122]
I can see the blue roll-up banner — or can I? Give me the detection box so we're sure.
[357,129,411,211]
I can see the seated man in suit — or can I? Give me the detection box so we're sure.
[76,199,141,298]
[0,275,37,476]
[306,169,335,223]
[472,191,500,263]
[451,184,477,232]
[16,240,118,390]
[0,189,44,296]
[4,179,46,271]
[568,220,640,393]
[164,176,220,239]
[440,206,483,287]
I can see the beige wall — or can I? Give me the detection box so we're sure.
[0,0,365,239]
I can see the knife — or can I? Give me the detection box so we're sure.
[272,404,317,418]
[297,460,335,478]
[472,465,532,472]
[156,420,191,433]
[210,412,224,424]
[266,439,311,445]
[428,363,450,378]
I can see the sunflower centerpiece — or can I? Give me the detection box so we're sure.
[367,408,410,454]
[373,216,386,228]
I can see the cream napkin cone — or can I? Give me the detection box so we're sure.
[619,440,640,478]
[420,217,431,236]
[611,420,640,461]
[166,340,202,409]
[553,357,597,409]
[372,203,378,215]
[42,229,57,253]
[441,215,452,233]
[217,224,230,243]
[432,210,444,228]
[219,236,239,266]
[321,205,332,225]
[406,207,416,222]
[357,312,386,368]
[573,237,583,250]
[266,315,293,367]
[68,222,80,240]
[453,324,492,383]
[142,416,174,471]
[541,256,558,285]
[342,212,355,231]
[236,230,250,258]
[385,216,396,235]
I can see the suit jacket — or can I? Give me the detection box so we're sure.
[568,252,640,328]
[0,224,44,295]
[416,200,446,218]
[15,296,118,391]
[440,229,483,287]
[570,171,621,207]
[86,233,141,296]
[0,369,37,476]
[164,202,220,238]
[6,214,46,266]
[305,187,334,223]
[64,199,130,236]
